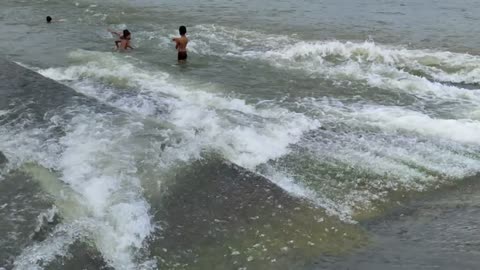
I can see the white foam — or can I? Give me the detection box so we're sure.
[55,113,155,269]
[33,206,58,234]
[357,106,480,144]
[260,165,354,222]
[277,97,480,213]
[1,107,156,269]
[470,109,480,120]
[0,110,9,117]
[260,41,480,102]
[39,50,320,171]
[189,25,480,104]
[13,222,84,270]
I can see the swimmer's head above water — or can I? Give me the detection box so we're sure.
[123,29,131,39]
[179,25,187,36]
[46,16,52,23]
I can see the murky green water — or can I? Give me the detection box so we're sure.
[1,0,480,269]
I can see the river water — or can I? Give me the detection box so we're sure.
[1,0,480,269]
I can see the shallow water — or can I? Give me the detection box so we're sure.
[1,0,480,269]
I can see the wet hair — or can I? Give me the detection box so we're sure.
[179,25,187,36]
[123,29,131,39]
[46,16,52,23]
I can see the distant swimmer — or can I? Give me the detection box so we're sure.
[46,16,64,23]
[172,26,188,61]
[108,29,133,51]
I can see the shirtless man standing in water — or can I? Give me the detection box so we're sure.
[172,26,188,61]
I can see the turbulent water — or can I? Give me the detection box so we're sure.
[1,0,480,269]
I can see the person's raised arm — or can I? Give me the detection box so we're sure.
[108,29,121,37]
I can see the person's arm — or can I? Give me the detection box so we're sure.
[172,37,179,49]
[108,29,121,37]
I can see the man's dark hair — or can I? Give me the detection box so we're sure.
[179,26,187,36]
[123,29,131,39]
[46,16,52,23]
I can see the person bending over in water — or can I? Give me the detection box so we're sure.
[108,29,133,50]
[172,26,188,61]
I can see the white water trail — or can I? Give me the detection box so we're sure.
[38,50,321,175]
[188,25,480,105]
[1,107,156,270]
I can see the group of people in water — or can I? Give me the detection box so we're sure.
[46,16,189,62]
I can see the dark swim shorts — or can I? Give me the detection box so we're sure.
[178,51,187,61]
